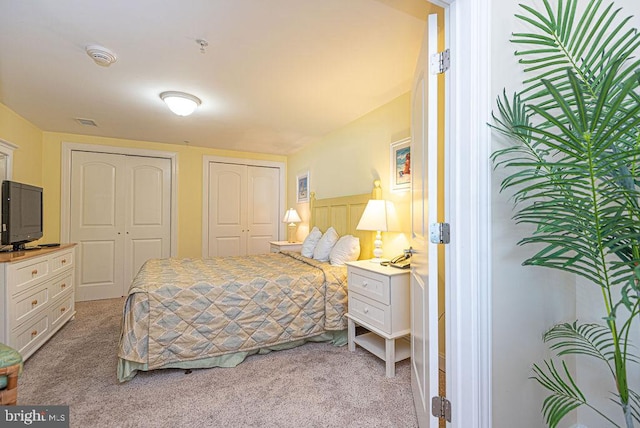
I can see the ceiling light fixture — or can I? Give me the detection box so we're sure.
[159,91,201,116]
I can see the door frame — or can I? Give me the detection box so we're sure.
[201,155,286,258]
[60,142,178,257]
[429,0,493,426]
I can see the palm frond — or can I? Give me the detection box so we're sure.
[531,360,587,428]
[544,322,639,365]
[512,0,640,107]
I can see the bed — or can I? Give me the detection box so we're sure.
[117,183,378,382]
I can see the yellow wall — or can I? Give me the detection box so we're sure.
[287,92,412,258]
[0,103,43,186]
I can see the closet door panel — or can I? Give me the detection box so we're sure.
[246,166,279,255]
[208,163,247,257]
[70,151,125,301]
[123,156,172,291]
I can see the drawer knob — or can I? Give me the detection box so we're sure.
[61,283,66,289]
[61,307,66,313]
[31,330,38,337]
[31,299,38,306]
[61,259,67,264]
[31,269,38,276]
[364,307,369,314]
[362,281,368,287]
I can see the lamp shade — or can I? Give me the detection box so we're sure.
[282,208,301,224]
[356,200,394,231]
[160,91,201,116]
[356,199,398,262]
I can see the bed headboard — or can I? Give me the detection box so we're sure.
[309,180,381,260]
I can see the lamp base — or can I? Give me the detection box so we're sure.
[287,224,296,243]
[369,257,387,264]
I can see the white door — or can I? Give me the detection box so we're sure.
[207,162,279,257]
[123,155,172,292]
[70,151,124,301]
[246,165,280,255]
[411,13,444,427]
[71,151,171,301]
[208,162,247,257]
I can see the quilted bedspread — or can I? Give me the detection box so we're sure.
[118,252,347,371]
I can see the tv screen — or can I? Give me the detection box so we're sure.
[2,180,43,251]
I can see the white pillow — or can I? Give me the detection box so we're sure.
[330,235,360,266]
[301,227,322,258]
[312,227,339,262]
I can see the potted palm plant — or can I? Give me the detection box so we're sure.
[491,0,640,426]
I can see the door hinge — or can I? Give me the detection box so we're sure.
[432,396,452,422]
[430,49,450,74]
[429,222,450,244]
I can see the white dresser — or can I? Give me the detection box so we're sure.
[346,259,410,377]
[0,245,76,360]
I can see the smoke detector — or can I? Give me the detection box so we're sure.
[85,45,117,67]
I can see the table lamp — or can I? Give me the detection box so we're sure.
[282,208,302,243]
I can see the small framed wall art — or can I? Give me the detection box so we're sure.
[296,171,310,203]
[390,138,411,191]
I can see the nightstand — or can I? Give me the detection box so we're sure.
[269,241,303,253]
[346,259,410,377]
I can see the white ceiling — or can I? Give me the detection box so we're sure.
[0,0,427,155]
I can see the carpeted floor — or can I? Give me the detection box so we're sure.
[17,298,418,427]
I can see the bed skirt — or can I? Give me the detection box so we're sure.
[118,330,347,382]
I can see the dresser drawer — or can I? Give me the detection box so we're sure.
[8,258,50,296]
[11,311,50,357]
[348,269,390,305]
[50,272,73,301]
[51,250,74,274]
[50,293,74,329]
[12,283,49,325]
[348,292,391,333]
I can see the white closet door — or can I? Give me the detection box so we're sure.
[71,151,172,301]
[123,156,171,292]
[71,151,125,301]
[246,165,279,255]
[208,162,247,257]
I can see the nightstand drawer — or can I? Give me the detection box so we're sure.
[349,293,390,333]
[348,269,390,305]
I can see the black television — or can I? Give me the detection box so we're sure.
[1,180,43,251]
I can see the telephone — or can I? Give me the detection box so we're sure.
[383,252,411,269]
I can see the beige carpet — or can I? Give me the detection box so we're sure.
[17,298,418,427]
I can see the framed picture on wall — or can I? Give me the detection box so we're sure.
[297,171,310,203]
[390,138,411,191]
